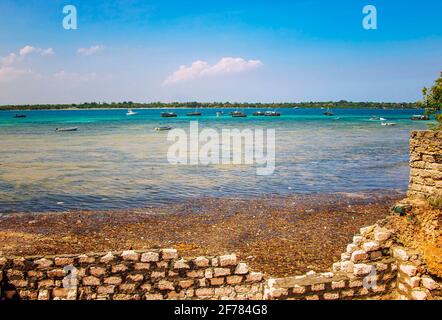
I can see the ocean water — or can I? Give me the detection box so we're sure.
[0,108,431,213]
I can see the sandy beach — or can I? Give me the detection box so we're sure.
[0,191,403,277]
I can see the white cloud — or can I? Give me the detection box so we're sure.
[41,48,55,56]
[164,57,263,85]
[19,45,38,57]
[1,53,18,66]
[53,70,98,82]
[77,45,104,56]
[0,67,33,82]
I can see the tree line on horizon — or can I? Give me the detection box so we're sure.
[0,100,419,111]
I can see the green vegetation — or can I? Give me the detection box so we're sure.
[0,101,418,111]
[419,71,442,130]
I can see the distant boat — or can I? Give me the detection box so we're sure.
[369,116,386,121]
[411,115,429,121]
[55,127,78,132]
[323,108,334,116]
[13,114,27,118]
[155,126,172,131]
[161,112,177,118]
[381,122,396,126]
[126,109,137,116]
[186,111,202,116]
[252,111,266,116]
[231,111,247,118]
[264,111,281,116]
[216,111,223,117]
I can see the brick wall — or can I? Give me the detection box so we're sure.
[0,249,264,300]
[408,130,442,199]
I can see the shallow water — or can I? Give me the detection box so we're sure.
[0,108,431,213]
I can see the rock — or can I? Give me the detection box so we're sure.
[193,256,210,267]
[121,250,139,261]
[219,254,237,267]
[341,261,354,273]
[141,252,159,262]
[100,252,115,263]
[421,276,439,290]
[34,258,53,269]
[213,268,231,277]
[399,264,418,277]
[362,241,380,252]
[82,276,100,286]
[351,250,368,262]
[360,225,375,236]
[235,263,249,275]
[374,230,391,242]
[353,264,373,276]
[158,280,175,291]
[346,243,358,254]
[161,249,178,260]
[352,236,364,246]
[411,290,428,300]
[393,247,409,261]
[173,259,190,269]
[246,272,263,282]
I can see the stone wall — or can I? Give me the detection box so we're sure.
[0,249,264,300]
[408,130,442,199]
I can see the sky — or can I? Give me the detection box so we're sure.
[0,0,441,104]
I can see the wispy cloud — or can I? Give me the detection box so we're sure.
[164,57,263,85]
[0,45,53,82]
[53,70,98,82]
[77,45,104,56]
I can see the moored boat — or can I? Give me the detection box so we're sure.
[231,111,247,117]
[411,115,430,121]
[55,127,78,132]
[323,107,334,116]
[381,122,396,126]
[155,126,172,131]
[252,111,265,116]
[126,109,137,116]
[264,111,281,116]
[161,112,178,118]
[13,114,27,118]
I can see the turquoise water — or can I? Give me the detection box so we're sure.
[0,108,431,213]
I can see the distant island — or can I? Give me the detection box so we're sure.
[0,101,419,111]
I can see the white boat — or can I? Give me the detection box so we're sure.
[55,127,78,132]
[370,116,386,121]
[381,122,396,126]
[126,109,137,116]
[216,111,223,117]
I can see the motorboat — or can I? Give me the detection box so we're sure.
[264,111,281,116]
[155,126,172,131]
[411,115,430,121]
[231,111,247,118]
[126,109,137,116]
[13,114,27,118]
[252,111,266,116]
[323,108,334,116]
[381,122,396,126]
[55,127,78,132]
[161,112,178,118]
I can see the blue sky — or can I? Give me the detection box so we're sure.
[0,0,441,104]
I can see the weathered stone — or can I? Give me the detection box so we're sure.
[246,272,263,282]
[352,236,364,246]
[38,290,50,300]
[219,254,237,267]
[54,257,75,266]
[393,247,409,261]
[374,230,391,242]
[311,283,325,291]
[346,243,358,254]
[140,252,159,262]
[145,293,163,300]
[204,268,213,279]
[34,258,53,269]
[291,285,306,294]
[362,241,381,252]
[195,288,215,297]
[400,264,418,277]
[211,258,219,267]
[134,263,150,270]
[104,276,122,285]
[421,276,439,290]
[179,279,194,289]
[140,283,152,291]
[214,268,231,277]
[332,280,346,289]
[151,271,166,278]
[193,256,210,267]
[161,249,178,260]
[111,264,128,273]
[127,274,144,282]
[351,250,368,262]
[360,225,375,236]
[411,290,428,300]
[158,280,175,291]
[353,264,373,276]
[186,270,204,278]
[173,259,190,269]
[227,275,243,285]
[97,285,115,294]
[210,277,224,286]
[89,267,107,277]
[235,263,249,275]
[121,250,139,261]
[38,279,55,288]
[369,251,383,260]
[324,292,339,300]
[100,252,115,263]
[83,276,101,286]
[120,283,137,291]
[78,254,95,264]
[47,269,66,278]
